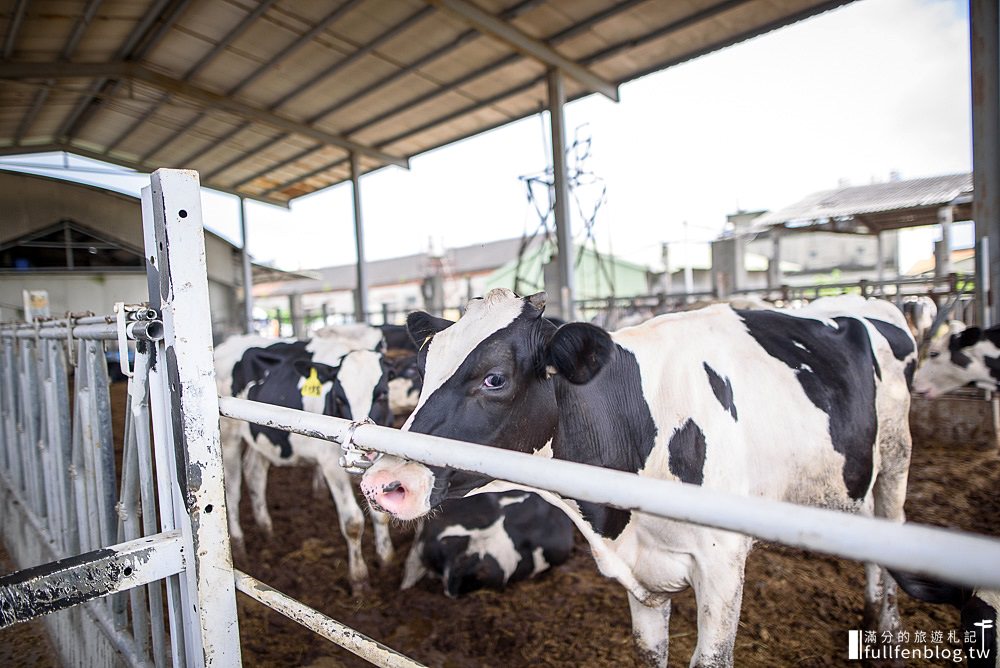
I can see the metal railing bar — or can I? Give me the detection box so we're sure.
[0,530,184,629]
[220,396,1000,592]
[0,320,164,342]
[233,570,425,668]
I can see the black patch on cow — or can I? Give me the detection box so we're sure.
[739,310,878,500]
[667,419,707,485]
[232,340,308,395]
[951,349,973,369]
[904,359,916,391]
[246,366,309,459]
[703,363,738,421]
[983,326,1000,348]
[984,355,1000,384]
[553,344,658,539]
[865,318,915,361]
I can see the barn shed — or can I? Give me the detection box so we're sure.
[0,170,296,339]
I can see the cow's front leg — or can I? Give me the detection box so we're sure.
[221,419,246,558]
[370,509,395,567]
[628,592,671,667]
[319,459,370,594]
[242,445,273,538]
[690,543,749,668]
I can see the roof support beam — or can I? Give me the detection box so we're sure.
[146,0,365,164]
[424,0,619,101]
[258,0,647,197]
[56,0,188,142]
[2,0,29,59]
[0,61,408,168]
[104,0,280,155]
[198,4,436,182]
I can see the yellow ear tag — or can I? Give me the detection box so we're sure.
[301,368,323,397]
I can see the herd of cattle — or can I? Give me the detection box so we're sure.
[214,292,998,667]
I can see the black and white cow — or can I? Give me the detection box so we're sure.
[216,329,395,592]
[360,289,915,666]
[891,571,999,668]
[912,325,1000,399]
[400,490,574,597]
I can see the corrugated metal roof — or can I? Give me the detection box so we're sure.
[752,173,974,233]
[0,0,851,207]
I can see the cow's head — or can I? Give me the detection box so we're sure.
[294,348,393,426]
[912,325,1000,398]
[360,288,613,520]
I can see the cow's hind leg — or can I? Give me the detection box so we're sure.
[628,593,671,667]
[319,459,370,594]
[868,414,911,637]
[243,445,274,538]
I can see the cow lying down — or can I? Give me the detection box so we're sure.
[360,289,916,667]
[401,490,574,597]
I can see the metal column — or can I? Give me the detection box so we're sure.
[971,0,1000,326]
[547,68,575,321]
[239,197,254,334]
[936,206,954,278]
[351,152,369,324]
[875,232,885,287]
[143,169,242,666]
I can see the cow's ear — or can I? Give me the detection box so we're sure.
[951,326,982,351]
[407,311,453,349]
[545,323,613,384]
[524,292,546,318]
[293,360,339,383]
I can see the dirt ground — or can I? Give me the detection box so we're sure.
[2,380,998,667]
[232,425,999,667]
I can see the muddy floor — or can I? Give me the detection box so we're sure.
[2,380,998,667]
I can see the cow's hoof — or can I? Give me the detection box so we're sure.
[349,580,372,597]
[376,548,396,568]
[230,538,247,564]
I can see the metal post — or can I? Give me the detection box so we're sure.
[239,197,255,334]
[876,232,885,289]
[548,68,575,321]
[935,206,954,278]
[143,169,242,666]
[768,228,783,290]
[351,152,369,324]
[972,0,1000,326]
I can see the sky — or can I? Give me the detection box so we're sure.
[0,0,973,274]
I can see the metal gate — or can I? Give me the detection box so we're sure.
[3,169,1000,668]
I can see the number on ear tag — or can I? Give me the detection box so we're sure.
[301,368,323,397]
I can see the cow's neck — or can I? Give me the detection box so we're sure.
[550,343,658,474]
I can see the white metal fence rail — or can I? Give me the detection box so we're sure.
[3,169,1000,668]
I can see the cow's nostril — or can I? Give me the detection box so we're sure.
[383,480,403,493]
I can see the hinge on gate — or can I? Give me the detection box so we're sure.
[338,418,382,474]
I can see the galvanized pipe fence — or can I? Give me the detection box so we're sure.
[2,169,1000,668]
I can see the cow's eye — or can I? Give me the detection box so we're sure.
[929,351,940,359]
[483,373,506,389]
